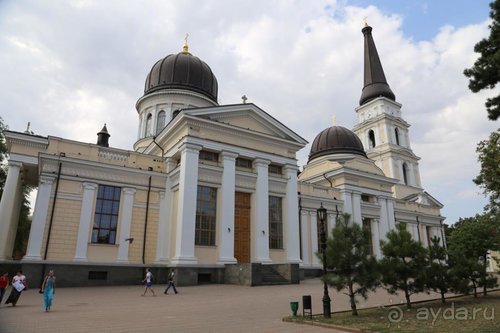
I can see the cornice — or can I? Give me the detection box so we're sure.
[135,89,217,111]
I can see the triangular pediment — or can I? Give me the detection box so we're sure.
[183,103,308,145]
[402,191,443,208]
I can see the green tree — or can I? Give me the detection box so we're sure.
[379,223,428,309]
[447,214,499,297]
[426,236,450,303]
[463,0,500,120]
[321,213,379,316]
[474,129,500,215]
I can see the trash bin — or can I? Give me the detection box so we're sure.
[302,295,312,318]
[289,301,299,316]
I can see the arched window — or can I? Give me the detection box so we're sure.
[395,128,400,145]
[156,110,166,135]
[368,130,376,148]
[145,113,152,137]
[402,162,409,185]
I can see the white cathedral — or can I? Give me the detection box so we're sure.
[0,25,445,286]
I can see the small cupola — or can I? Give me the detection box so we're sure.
[97,124,110,147]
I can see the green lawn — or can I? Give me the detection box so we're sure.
[286,291,500,333]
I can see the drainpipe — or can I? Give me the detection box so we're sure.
[298,193,302,260]
[152,136,164,158]
[416,215,421,242]
[142,176,152,264]
[40,161,62,285]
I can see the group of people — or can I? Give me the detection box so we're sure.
[0,268,176,311]
[142,268,178,296]
[0,270,56,312]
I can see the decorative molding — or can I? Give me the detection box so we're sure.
[98,148,130,162]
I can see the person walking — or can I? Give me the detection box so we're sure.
[0,272,9,304]
[164,269,178,294]
[141,268,156,296]
[41,270,56,311]
[5,270,26,307]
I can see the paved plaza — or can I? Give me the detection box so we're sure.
[0,278,443,333]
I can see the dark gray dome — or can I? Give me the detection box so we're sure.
[309,126,367,161]
[144,51,218,102]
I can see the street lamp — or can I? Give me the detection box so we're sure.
[317,203,331,318]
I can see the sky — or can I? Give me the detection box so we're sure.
[0,0,497,225]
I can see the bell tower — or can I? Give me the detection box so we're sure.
[352,24,422,198]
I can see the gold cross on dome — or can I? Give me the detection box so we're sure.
[182,33,190,53]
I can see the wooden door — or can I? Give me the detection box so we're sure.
[234,192,251,263]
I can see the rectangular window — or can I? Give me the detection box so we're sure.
[362,218,374,255]
[195,186,217,246]
[236,157,252,169]
[92,185,121,244]
[269,196,283,249]
[268,164,282,175]
[199,150,219,162]
[361,194,371,202]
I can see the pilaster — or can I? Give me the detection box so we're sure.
[371,219,382,258]
[300,210,310,266]
[116,187,136,262]
[310,212,320,267]
[352,191,362,225]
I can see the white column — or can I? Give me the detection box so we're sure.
[410,223,422,242]
[0,162,23,260]
[218,151,238,264]
[253,159,271,263]
[284,165,301,263]
[74,182,97,261]
[378,197,389,242]
[155,190,169,262]
[155,158,177,263]
[386,199,396,230]
[342,190,353,222]
[23,176,54,261]
[352,191,362,225]
[327,213,336,237]
[116,187,136,262]
[300,210,310,267]
[388,157,395,179]
[310,212,320,267]
[408,163,416,186]
[171,143,201,265]
[371,219,381,258]
[138,112,146,140]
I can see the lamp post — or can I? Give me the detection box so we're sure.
[317,203,331,318]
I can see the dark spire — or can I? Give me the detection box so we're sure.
[359,25,396,106]
[97,124,110,147]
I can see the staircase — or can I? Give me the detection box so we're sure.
[259,265,289,285]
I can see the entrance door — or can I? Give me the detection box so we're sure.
[234,192,251,263]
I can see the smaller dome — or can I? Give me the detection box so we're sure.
[309,126,367,161]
